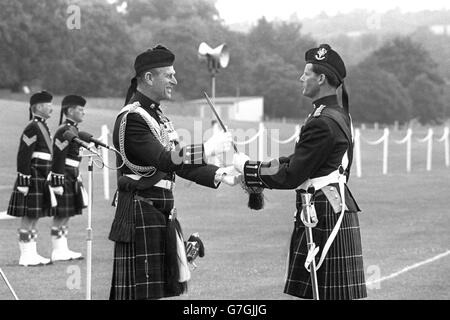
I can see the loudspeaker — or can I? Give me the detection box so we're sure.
[198,42,230,69]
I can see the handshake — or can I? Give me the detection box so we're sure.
[202,128,251,187]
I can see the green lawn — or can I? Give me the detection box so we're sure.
[0,97,449,300]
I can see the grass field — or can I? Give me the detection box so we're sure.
[0,97,449,300]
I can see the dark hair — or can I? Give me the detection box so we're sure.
[125,68,161,105]
[311,64,341,88]
[62,105,78,115]
[59,105,77,124]
[137,68,160,85]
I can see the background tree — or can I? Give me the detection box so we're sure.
[408,74,446,124]
[367,37,444,87]
[347,63,412,124]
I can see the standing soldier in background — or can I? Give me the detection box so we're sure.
[49,95,87,261]
[109,45,238,300]
[233,44,367,300]
[7,91,55,266]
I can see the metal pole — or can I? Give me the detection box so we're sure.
[101,125,110,201]
[305,228,319,300]
[86,155,93,300]
[300,188,320,300]
[0,268,19,300]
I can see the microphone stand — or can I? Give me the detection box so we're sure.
[80,144,122,300]
[80,148,100,300]
[86,154,93,300]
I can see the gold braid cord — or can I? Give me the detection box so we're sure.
[118,103,172,177]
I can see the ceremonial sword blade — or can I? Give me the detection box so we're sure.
[203,92,238,153]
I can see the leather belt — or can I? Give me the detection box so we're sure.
[32,152,52,161]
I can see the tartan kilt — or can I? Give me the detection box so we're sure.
[54,166,85,217]
[7,158,54,218]
[284,191,367,300]
[110,188,182,300]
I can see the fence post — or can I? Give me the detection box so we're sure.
[426,128,433,171]
[406,128,412,173]
[443,127,449,167]
[258,122,264,161]
[101,125,110,200]
[382,128,389,175]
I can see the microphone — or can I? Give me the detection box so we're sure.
[63,131,97,153]
[79,131,112,150]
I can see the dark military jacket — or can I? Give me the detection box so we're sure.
[51,119,82,176]
[17,116,53,177]
[112,91,219,188]
[243,94,356,193]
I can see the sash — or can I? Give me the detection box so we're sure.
[36,122,53,155]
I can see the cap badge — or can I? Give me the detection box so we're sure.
[315,48,327,60]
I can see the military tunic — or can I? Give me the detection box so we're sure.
[50,119,86,217]
[109,91,220,300]
[7,116,54,218]
[242,95,367,300]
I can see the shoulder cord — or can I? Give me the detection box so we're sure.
[118,104,172,177]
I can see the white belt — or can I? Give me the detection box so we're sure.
[297,169,341,191]
[297,168,347,272]
[124,174,175,190]
[32,152,52,161]
[154,179,175,190]
[65,158,80,168]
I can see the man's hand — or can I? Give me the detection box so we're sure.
[204,131,232,157]
[214,166,242,186]
[17,186,29,196]
[51,186,64,196]
[233,152,250,173]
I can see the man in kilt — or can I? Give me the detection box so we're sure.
[49,95,87,261]
[7,91,55,266]
[109,45,238,300]
[233,44,367,299]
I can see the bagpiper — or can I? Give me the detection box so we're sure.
[7,91,55,266]
[49,95,88,261]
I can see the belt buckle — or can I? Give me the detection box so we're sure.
[165,180,174,191]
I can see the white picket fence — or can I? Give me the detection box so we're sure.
[97,123,450,199]
[355,126,450,177]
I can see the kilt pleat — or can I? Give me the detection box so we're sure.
[110,188,181,300]
[7,158,54,218]
[54,166,84,217]
[110,240,136,300]
[284,193,367,300]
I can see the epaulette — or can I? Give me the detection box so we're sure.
[118,101,141,116]
[56,123,69,132]
[313,105,326,117]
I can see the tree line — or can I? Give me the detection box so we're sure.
[0,0,448,124]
